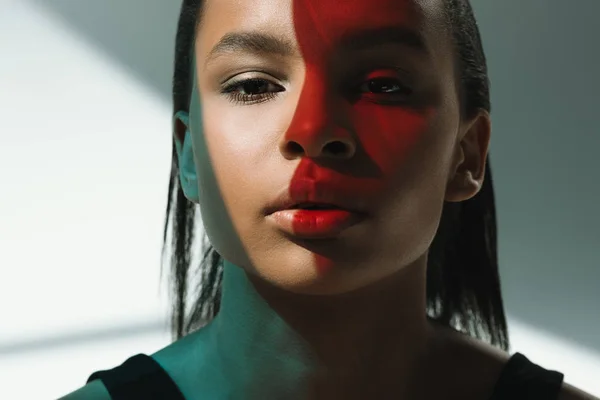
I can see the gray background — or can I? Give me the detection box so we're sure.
[31,0,599,352]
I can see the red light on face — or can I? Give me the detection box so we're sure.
[276,0,432,278]
[270,209,365,239]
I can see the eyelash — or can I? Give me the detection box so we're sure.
[221,78,284,105]
[220,75,413,106]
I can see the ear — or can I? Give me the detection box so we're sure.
[173,110,199,203]
[445,111,491,202]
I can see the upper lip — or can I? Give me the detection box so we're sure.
[264,179,367,215]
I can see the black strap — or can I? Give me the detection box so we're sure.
[489,352,564,400]
[87,354,186,400]
[87,351,563,400]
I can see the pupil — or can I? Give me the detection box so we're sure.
[244,80,267,94]
[369,79,398,93]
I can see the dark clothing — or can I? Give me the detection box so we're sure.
[87,352,564,399]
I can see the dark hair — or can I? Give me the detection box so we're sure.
[163,0,509,350]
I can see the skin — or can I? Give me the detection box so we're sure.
[179,0,496,397]
[192,0,484,295]
[57,0,597,398]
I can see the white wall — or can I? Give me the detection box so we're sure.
[0,2,172,398]
[0,0,598,398]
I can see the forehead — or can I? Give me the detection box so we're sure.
[198,0,449,55]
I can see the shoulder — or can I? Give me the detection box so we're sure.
[558,382,599,400]
[424,323,511,399]
[57,379,111,400]
[433,326,598,400]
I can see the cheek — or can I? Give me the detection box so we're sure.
[357,106,457,255]
[188,93,253,266]
[193,95,295,266]
[354,105,455,187]
[203,95,292,168]
[355,106,428,173]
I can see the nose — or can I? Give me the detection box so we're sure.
[280,134,356,160]
[279,79,356,161]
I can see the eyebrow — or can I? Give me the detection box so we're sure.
[204,26,429,67]
[338,26,429,55]
[205,32,298,66]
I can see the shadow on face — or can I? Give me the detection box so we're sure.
[184,0,489,296]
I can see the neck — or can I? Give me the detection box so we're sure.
[205,259,435,398]
[207,261,318,398]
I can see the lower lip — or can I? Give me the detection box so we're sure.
[267,209,364,239]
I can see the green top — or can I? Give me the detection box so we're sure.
[59,261,320,400]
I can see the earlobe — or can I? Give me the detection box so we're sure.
[445,169,483,202]
[173,111,199,203]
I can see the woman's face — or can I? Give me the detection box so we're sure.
[188,0,489,295]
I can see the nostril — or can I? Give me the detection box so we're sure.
[324,141,349,157]
[285,141,304,156]
[280,139,355,159]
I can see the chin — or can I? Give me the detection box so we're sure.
[248,242,378,297]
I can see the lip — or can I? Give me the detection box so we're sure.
[268,209,364,239]
[264,179,367,216]
[264,178,368,239]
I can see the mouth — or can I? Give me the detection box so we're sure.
[288,202,345,211]
[266,203,365,239]
[265,202,350,215]
[264,179,368,238]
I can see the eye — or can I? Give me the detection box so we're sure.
[358,77,412,96]
[221,77,285,105]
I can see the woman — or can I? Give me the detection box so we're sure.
[60,0,595,398]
